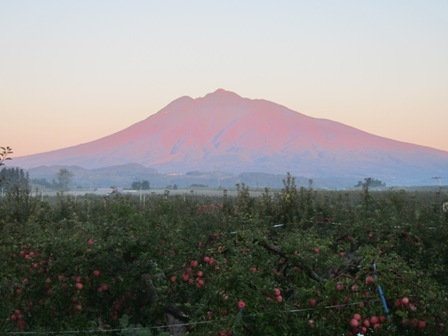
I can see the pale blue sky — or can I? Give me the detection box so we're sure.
[1,0,447,156]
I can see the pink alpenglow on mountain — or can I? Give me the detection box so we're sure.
[13,89,448,185]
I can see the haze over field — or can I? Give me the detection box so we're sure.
[1,1,448,158]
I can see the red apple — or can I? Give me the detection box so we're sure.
[309,298,317,306]
[418,320,426,329]
[353,313,361,321]
[75,282,83,290]
[401,297,409,305]
[350,319,359,328]
[365,276,374,284]
[237,300,246,309]
[93,270,100,277]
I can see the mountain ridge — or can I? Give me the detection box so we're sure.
[13,89,448,186]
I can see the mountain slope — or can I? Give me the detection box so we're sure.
[13,89,448,185]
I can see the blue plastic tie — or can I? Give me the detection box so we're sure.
[373,263,390,318]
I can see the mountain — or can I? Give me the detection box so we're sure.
[13,89,448,186]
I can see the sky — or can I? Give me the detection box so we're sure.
[1,0,448,158]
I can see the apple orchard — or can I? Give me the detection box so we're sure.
[1,174,448,335]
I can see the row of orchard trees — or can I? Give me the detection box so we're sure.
[1,152,448,335]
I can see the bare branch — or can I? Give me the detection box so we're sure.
[259,241,324,283]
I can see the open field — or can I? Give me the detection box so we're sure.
[21,184,448,198]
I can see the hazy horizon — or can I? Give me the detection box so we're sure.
[2,1,447,157]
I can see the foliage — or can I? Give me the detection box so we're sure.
[131,180,150,190]
[55,168,74,191]
[0,167,32,223]
[30,178,54,189]
[0,167,30,192]
[0,146,13,166]
[0,146,14,189]
[355,177,386,188]
[0,179,447,335]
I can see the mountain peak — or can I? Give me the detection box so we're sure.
[212,88,236,95]
[203,88,242,100]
